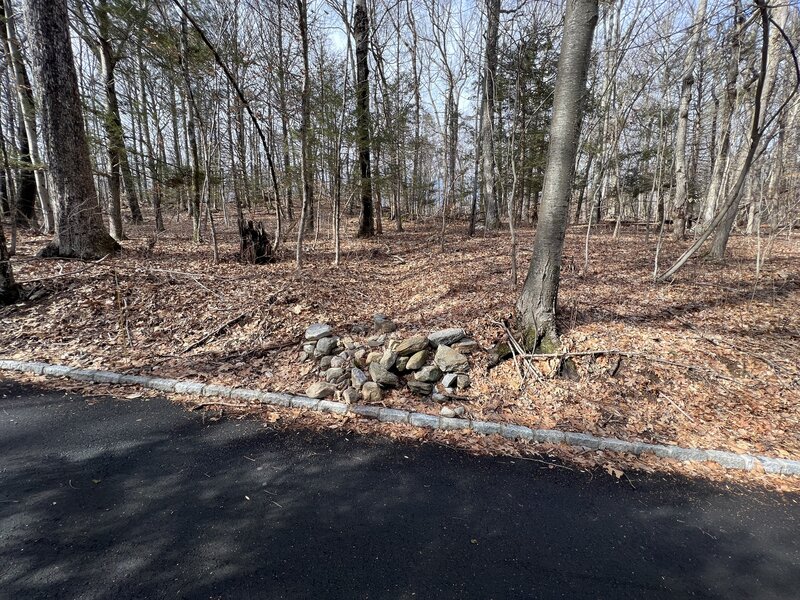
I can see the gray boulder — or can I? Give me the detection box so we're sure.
[395,356,409,371]
[342,387,359,404]
[434,345,469,373]
[351,367,368,389]
[428,327,466,348]
[407,380,433,395]
[315,336,340,357]
[373,314,397,333]
[405,350,427,371]
[319,355,333,369]
[306,381,336,399]
[379,349,398,370]
[395,335,429,356]
[305,323,332,341]
[456,374,471,390]
[452,338,479,353]
[361,382,382,402]
[441,373,458,389]
[330,356,347,369]
[325,367,345,383]
[369,362,399,387]
[415,365,442,383]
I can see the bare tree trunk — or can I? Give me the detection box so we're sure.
[0,217,18,303]
[702,2,741,226]
[179,11,202,243]
[1,0,53,232]
[659,0,775,279]
[708,0,786,259]
[672,0,707,240]
[23,0,118,259]
[482,0,500,231]
[516,0,598,352]
[355,0,374,237]
[296,0,312,269]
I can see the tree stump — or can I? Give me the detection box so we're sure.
[238,220,273,264]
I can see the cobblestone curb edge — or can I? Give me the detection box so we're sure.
[2,359,798,476]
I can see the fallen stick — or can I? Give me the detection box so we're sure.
[182,312,249,354]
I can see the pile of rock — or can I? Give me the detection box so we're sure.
[300,317,477,416]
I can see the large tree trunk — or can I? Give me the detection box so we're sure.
[672,0,707,240]
[179,11,202,243]
[0,218,18,304]
[482,0,500,231]
[708,1,785,260]
[516,0,598,352]
[1,0,53,232]
[355,0,374,237]
[702,2,741,226]
[295,0,312,269]
[23,0,118,259]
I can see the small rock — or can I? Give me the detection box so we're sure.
[373,313,397,333]
[361,381,382,402]
[305,323,332,341]
[432,392,448,403]
[330,356,347,369]
[366,351,383,365]
[434,344,469,373]
[367,335,386,348]
[342,387,359,404]
[299,351,309,362]
[440,406,456,418]
[302,343,316,355]
[325,367,345,382]
[405,350,427,371]
[456,374,471,390]
[351,367,368,389]
[306,381,336,399]
[441,373,458,389]
[350,323,370,336]
[395,356,409,371]
[342,337,356,350]
[407,380,433,395]
[379,349,398,370]
[353,348,367,366]
[452,338,479,353]
[369,362,400,387]
[453,406,466,417]
[395,335,429,356]
[428,327,466,347]
[415,365,443,383]
[319,355,333,369]
[315,336,340,357]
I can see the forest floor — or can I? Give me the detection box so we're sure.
[2,213,799,489]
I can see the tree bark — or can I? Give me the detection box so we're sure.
[0,217,18,303]
[179,11,202,243]
[295,0,312,269]
[23,0,118,259]
[482,0,500,231]
[355,0,374,237]
[516,0,598,352]
[672,0,707,240]
[1,0,53,232]
[708,0,786,259]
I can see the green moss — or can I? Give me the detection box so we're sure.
[535,331,560,355]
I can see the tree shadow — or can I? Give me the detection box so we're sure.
[1,380,798,599]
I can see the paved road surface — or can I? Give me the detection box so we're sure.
[1,379,798,599]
